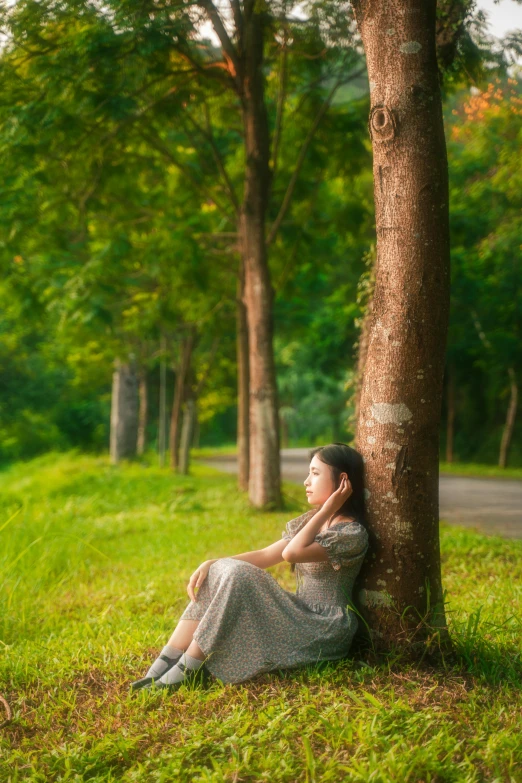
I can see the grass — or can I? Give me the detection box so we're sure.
[1,451,521,782]
[439,461,522,480]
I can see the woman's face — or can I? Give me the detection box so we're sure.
[303,454,337,506]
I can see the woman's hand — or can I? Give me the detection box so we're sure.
[187,560,215,602]
[322,475,353,516]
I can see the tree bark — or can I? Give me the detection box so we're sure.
[498,367,518,468]
[354,295,374,442]
[137,369,148,456]
[352,0,450,647]
[159,335,167,467]
[179,398,197,475]
[236,264,250,492]
[110,358,139,464]
[169,331,196,471]
[445,362,455,463]
[239,2,282,508]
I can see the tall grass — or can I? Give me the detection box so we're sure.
[1,452,521,782]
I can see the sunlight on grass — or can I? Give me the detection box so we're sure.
[1,452,521,782]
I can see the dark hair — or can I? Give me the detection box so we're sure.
[309,442,366,526]
[289,442,366,575]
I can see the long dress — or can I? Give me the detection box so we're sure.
[177,509,369,684]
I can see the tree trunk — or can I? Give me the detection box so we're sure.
[110,358,139,464]
[239,4,282,508]
[352,0,450,647]
[237,265,250,492]
[137,369,148,456]
[169,331,196,471]
[159,335,167,467]
[498,367,518,468]
[179,398,197,475]
[445,362,455,463]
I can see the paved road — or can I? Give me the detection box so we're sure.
[200,448,522,539]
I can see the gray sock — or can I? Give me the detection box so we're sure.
[157,653,204,686]
[145,644,184,679]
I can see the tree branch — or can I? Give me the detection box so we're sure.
[270,33,288,185]
[181,104,240,214]
[267,66,366,247]
[139,128,232,221]
[200,0,241,87]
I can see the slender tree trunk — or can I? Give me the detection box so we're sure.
[110,358,139,464]
[239,3,281,508]
[169,331,196,471]
[137,369,148,456]
[352,0,450,646]
[445,363,455,463]
[179,398,197,475]
[499,367,518,468]
[159,335,167,467]
[237,265,250,491]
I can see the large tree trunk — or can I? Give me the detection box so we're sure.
[239,3,282,508]
[110,358,139,464]
[237,265,250,492]
[169,331,196,471]
[137,369,148,456]
[445,362,455,463]
[352,0,450,646]
[498,367,518,468]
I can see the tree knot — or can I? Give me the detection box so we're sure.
[369,105,397,143]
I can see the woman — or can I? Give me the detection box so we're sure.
[131,442,368,692]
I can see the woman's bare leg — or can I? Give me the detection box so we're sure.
[167,619,200,651]
[167,620,206,661]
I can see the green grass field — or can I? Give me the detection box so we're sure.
[1,452,521,782]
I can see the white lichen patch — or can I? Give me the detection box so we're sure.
[367,436,376,445]
[371,403,413,425]
[369,80,377,92]
[386,27,396,36]
[386,491,394,497]
[400,41,422,54]
[384,441,400,450]
[391,498,399,504]
[386,568,393,573]
[358,589,393,608]
[385,462,395,469]
[364,488,371,499]
[377,579,387,587]
[365,419,375,428]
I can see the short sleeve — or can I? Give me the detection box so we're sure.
[282,510,317,542]
[313,522,369,571]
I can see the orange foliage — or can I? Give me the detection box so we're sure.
[450,79,521,142]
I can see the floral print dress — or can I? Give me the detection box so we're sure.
[178,509,369,684]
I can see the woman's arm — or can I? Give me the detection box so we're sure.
[283,477,353,561]
[204,540,289,570]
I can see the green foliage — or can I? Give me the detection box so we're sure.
[444,76,522,464]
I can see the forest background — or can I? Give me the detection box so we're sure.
[0,0,521,473]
